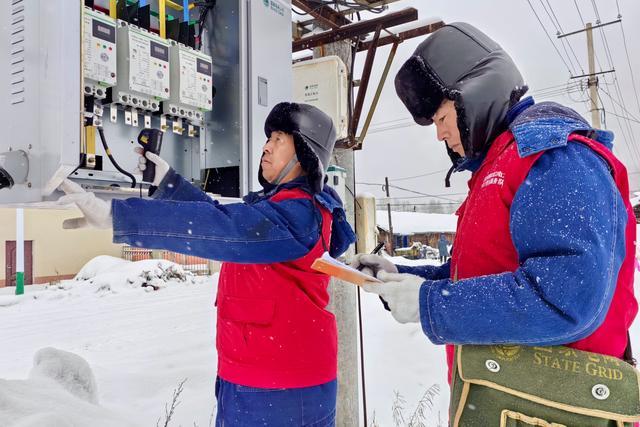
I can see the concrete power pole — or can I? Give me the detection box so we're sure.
[313,42,360,426]
[586,23,601,128]
[558,20,620,129]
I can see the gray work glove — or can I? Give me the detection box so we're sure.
[349,253,398,278]
[362,271,423,324]
[134,147,170,187]
[57,179,112,229]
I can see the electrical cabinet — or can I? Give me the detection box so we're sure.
[0,0,292,205]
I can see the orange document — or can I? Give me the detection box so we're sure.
[311,252,382,286]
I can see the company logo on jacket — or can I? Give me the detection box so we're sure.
[481,170,505,189]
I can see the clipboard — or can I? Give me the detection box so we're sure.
[311,252,382,286]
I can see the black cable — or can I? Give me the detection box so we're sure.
[97,127,137,188]
[194,1,216,50]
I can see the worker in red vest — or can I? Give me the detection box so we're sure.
[353,22,637,383]
[58,102,355,426]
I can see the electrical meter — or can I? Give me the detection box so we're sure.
[113,21,171,113]
[164,43,213,123]
[83,7,117,99]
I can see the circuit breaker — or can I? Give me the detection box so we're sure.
[164,43,213,125]
[113,21,171,116]
[83,7,117,99]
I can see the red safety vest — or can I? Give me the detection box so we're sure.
[216,188,337,388]
[446,131,638,380]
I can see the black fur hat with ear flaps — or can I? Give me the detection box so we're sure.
[261,102,337,194]
[394,22,527,165]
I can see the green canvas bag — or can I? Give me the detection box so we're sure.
[450,345,640,426]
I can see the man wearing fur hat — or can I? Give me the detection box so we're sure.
[353,21,637,403]
[58,102,355,426]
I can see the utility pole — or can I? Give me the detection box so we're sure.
[384,176,394,255]
[294,6,442,424]
[586,23,600,128]
[312,33,360,427]
[559,19,620,129]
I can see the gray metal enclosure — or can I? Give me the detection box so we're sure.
[0,0,292,205]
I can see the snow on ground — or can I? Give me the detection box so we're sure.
[0,347,137,427]
[0,258,216,426]
[361,255,450,425]
[1,254,639,426]
[387,255,442,267]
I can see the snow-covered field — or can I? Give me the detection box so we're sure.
[0,254,638,426]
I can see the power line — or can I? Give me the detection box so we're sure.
[388,184,461,202]
[600,90,640,172]
[606,111,640,125]
[573,0,585,25]
[590,0,601,22]
[599,86,640,171]
[530,82,573,92]
[530,81,584,100]
[599,87,640,122]
[544,0,564,32]
[388,169,451,182]
[356,182,463,202]
[525,0,574,76]
[599,84,640,163]
[539,0,584,74]
[619,20,640,119]
[358,182,468,197]
[588,0,640,171]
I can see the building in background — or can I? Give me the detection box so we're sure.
[1,208,215,288]
[0,208,121,287]
[376,210,456,254]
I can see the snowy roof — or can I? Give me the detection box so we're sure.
[376,210,457,235]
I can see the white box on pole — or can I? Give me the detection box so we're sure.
[293,56,348,139]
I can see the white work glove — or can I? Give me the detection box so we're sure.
[57,179,112,229]
[349,253,398,278]
[134,147,170,187]
[362,271,423,324]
